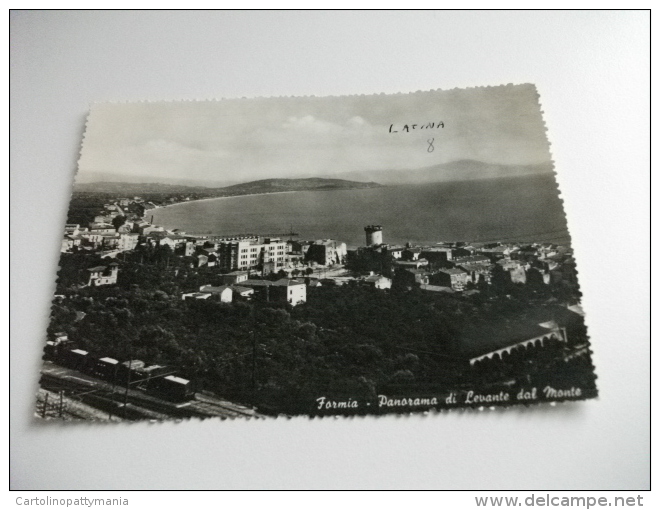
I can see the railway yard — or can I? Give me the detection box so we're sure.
[38,362,263,421]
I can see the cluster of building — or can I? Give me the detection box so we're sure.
[182,271,307,307]
[60,197,356,305]
[59,197,586,374]
[181,269,394,307]
[61,198,153,254]
[348,225,576,293]
[61,198,347,274]
[189,236,346,274]
[62,196,576,305]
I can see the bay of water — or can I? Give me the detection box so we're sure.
[151,174,569,249]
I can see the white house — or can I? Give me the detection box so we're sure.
[199,284,233,303]
[364,275,392,289]
[87,263,118,286]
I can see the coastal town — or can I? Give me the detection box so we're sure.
[43,189,594,419]
[60,194,580,305]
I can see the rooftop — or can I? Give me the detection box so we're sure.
[458,307,583,358]
[183,292,212,299]
[273,278,305,287]
[438,268,467,275]
[231,285,254,294]
[242,278,305,287]
[393,259,429,266]
[458,263,493,271]
[454,255,490,263]
[242,279,273,287]
[403,268,432,275]
[164,375,190,385]
[121,360,145,369]
[421,247,452,252]
[199,285,231,293]
[364,275,389,283]
[419,284,454,293]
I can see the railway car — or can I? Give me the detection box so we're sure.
[61,348,90,371]
[117,360,145,386]
[50,345,194,402]
[148,375,194,401]
[132,365,168,388]
[91,357,120,381]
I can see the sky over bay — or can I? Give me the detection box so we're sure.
[77,84,552,186]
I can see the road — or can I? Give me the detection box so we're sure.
[39,362,263,421]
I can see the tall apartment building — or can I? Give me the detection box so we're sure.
[216,237,288,272]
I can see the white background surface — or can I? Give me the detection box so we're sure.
[10,10,650,489]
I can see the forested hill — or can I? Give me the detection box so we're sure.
[73,177,382,196]
[221,178,382,194]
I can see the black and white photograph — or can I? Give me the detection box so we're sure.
[38,85,597,421]
[12,9,650,492]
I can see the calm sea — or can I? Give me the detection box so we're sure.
[151,174,570,249]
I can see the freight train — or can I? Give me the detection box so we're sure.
[43,341,194,401]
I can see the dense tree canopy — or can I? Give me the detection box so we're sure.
[48,251,595,414]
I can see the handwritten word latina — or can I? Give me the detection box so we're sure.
[389,122,444,133]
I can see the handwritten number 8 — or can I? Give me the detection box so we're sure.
[427,138,435,153]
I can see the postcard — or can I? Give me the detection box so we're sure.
[38,85,597,420]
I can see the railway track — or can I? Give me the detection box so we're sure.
[39,366,262,421]
[194,393,259,418]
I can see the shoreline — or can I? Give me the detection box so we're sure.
[150,185,388,213]
[145,179,570,247]
[150,189,334,238]
[149,187,385,237]
[152,189,300,212]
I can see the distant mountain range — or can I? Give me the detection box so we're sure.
[331,160,555,185]
[74,171,239,188]
[73,177,382,195]
[73,160,554,194]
